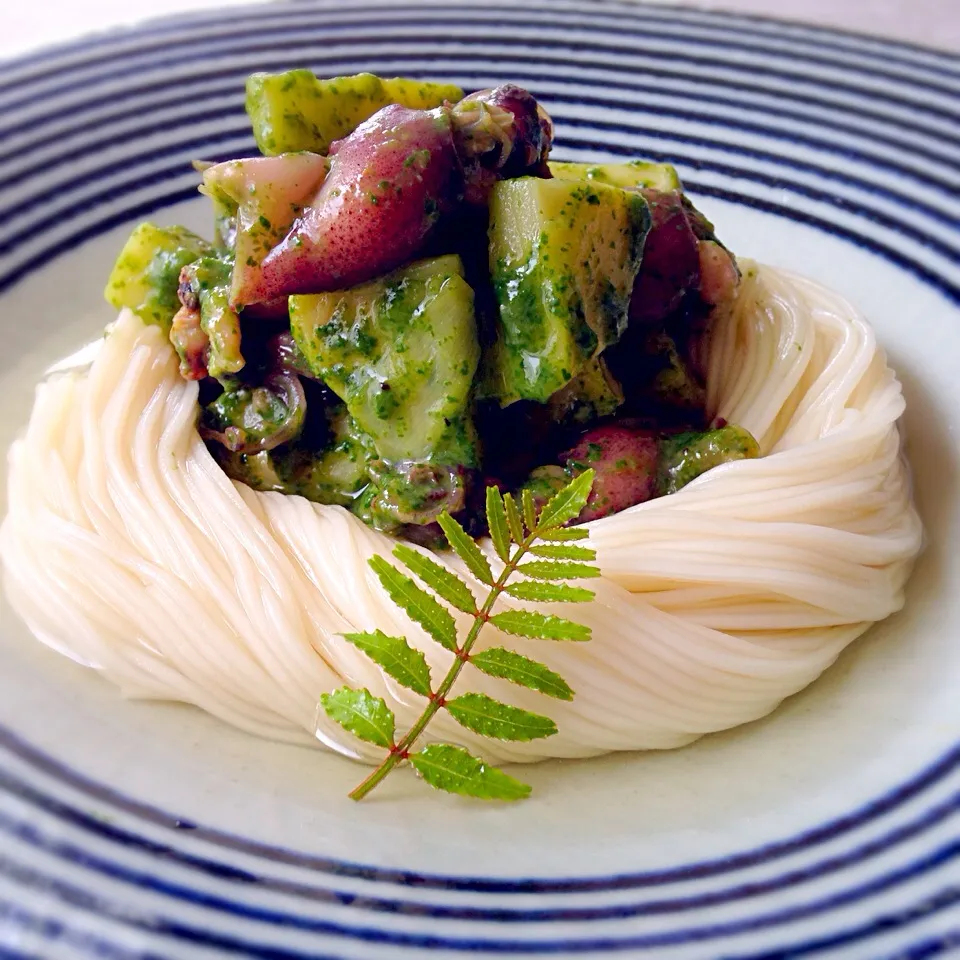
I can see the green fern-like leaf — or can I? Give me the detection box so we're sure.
[369,555,458,651]
[502,493,525,544]
[518,560,601,581]
[320,688,395,748]
[528,543,597,561]
[445,692,558,741]
[537,527,590,542]
[470,647,574,700]
[521,488,537,532]
[485,486,512,562]
[437,513,493,586]
[409,744,531,800]
[392,544,477,615]
[342,631,432,697]
[504,581,595,603]
[537,469,595,529]
[490,609,591,642]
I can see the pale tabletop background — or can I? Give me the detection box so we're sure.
[2,0,958,62]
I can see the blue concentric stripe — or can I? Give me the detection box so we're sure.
[0,945,41,960]
[0,762,957,924]
[3,64,958,182]
[3,80,958,212]
[3,103,957,245]
[2,21,957,126]
[0,836,957,954]
[624,2,960,71]
[563,117,958,225]
[724,891,960,960]
[2,0,956,84]
[0,183,198,296]
[1,60,958,246]
[4,49,957,163]
[0,2,957,99]
[0,947,39,960]
[2,729,958,895]
[883,930,960,960]
[0,897,150,960]
[4,44,954,153]
[8,1,957,92]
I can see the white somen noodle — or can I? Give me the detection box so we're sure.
[0,262,922,763]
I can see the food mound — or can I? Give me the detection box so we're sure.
[103,71,756,545]
[0,72,921,764]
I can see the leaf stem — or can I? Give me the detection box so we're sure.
[348,535,534,801]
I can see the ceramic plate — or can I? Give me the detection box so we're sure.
[1,1,959,957]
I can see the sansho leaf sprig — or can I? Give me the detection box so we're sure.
[319,470,599,801]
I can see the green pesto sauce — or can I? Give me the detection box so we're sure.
[547,160,683,192]
[218,406,376,507]
[658,425,760,495]
[245,70,462,155]
[490,249,585,400]
[518,465,569,510]
[485,177,650,407]
[290,256,480,467]
[104,223,211,329]
[651,333,707,410]
[181,256,245,381]
[204,382,296,447]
